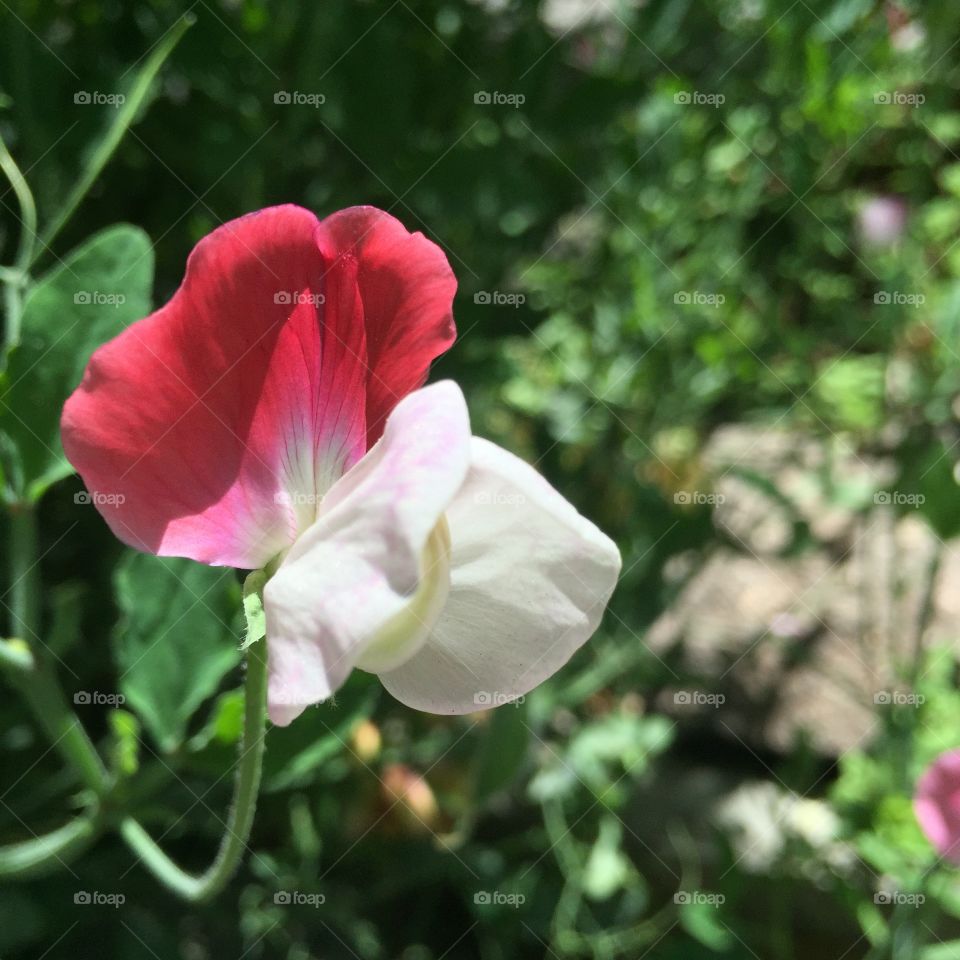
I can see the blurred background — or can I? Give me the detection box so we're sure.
[1,0,959,957]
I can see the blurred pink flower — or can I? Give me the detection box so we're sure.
[914,749,960,863]
[857,196,908,247]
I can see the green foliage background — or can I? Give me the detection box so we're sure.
[1,0,959,957]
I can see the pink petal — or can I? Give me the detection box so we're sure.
[315,206,457,446]
[62,205,366,568]
[264,381,470,726]
[915,749,960,863]
[62,205,458,570]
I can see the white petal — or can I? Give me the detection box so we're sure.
[264,381,470,726]
[378,437,621,713]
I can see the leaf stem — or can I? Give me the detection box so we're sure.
[0,507,108,879]
[11,652,110,796]
[35,13,195,260]
[0,132,35,350]
[0,815,100,878]
[8,506,40,641]
[2,507,108,796]
[119,635,268,901]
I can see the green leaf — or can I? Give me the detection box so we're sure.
[915,443,960,540]
[241,570,267,650]
[813,355,885,431]
[0,225,153,502]
[189,689,246,751]
[112,553,241,752]
[471,699,530,807]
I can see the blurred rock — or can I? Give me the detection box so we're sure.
[649,424,958,756]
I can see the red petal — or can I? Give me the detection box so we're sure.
[62,205,368,568]
[315,206,457,446]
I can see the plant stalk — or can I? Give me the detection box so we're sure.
[119,635,268,901]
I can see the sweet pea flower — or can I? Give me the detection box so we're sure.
[857,195,908,248]
[62,205,621,725]
[915,749,960,864]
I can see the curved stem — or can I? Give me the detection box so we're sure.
[0,507,107,879]
[0,815,100,878]
[0,132,36,351]
[0,635,109,797]
[120,636,268,902]
[35,13,195,261]
[0,136,37,271]
[3,506,108,796]
[12,653,109,796]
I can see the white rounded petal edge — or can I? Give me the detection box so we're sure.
[263,381,470,726]
[378,437,622,714]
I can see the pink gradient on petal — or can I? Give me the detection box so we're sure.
[915,749,960,864]
[62,205,366,569]
[264,381,471,725]
[62,204,458,570]
[315,206,457,446]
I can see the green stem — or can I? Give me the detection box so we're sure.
[8,507,40,641]
[0,637,32,672]
[119,636,268,902]
[0,132,36,351]
[0,815,100,878]
[35,13,195,261]
[3,281,24,355]
[0,513,107,877]
[3,507,108,797]
[13,656,110,796]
